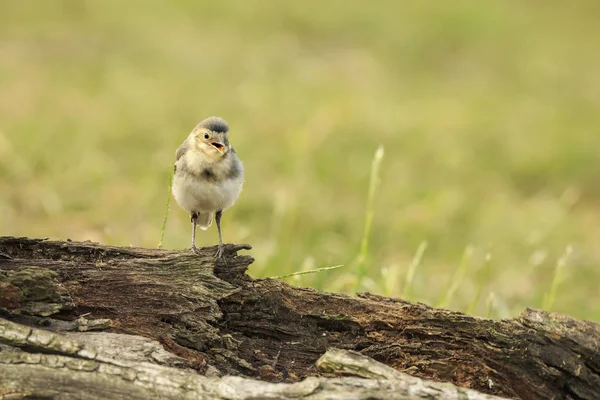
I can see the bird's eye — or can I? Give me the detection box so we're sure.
[204,133,210,139]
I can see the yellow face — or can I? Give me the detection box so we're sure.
[193,128,229,160]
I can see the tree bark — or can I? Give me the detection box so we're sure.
[1,236,599,400]
[0,319,503,400]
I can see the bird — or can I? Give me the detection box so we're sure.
[172,117,244,260]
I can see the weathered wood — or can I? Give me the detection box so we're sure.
[1,236,599,399]
[0,318,505,400]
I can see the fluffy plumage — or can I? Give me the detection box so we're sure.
[172,117,244,258]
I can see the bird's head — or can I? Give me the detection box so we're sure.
[190,116,231,161]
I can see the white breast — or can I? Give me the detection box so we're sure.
[172,173,243,213]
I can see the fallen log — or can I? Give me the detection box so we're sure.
[0,319,503,400]
[0,236,599,399]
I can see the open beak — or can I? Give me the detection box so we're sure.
[210,141,225,153]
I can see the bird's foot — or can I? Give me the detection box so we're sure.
[191,245,201,254]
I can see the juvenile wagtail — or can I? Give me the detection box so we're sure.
[172,117,244,259]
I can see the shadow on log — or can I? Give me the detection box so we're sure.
[1,236,599,399]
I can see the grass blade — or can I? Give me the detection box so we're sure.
[271,265,344,279]
[354,145,385,292]
[438,245,474,309]
[467,252,492,315]
[486,292,495,318]
[542,245,573,310]
[401,241,428,299]
[158,169,173,249]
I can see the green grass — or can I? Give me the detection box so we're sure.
[438,245,474,309]
[400,241,428,300]
[158,168,173,249]
[542,245,573,311]
[467,252,492,315]
[1,1,600,321]
[271,265,343,280]
[355,145,384,291]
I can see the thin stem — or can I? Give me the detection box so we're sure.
[355,145,385,292]
[271,265,344,279]
[158,169,173,248]
[542,245,573,311]
[401,241,428,299]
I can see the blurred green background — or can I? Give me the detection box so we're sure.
[1,1,599,321]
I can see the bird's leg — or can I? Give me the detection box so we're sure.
[215,210,225,260]
[190,212,198,252]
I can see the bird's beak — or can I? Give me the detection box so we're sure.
[210,141,225,153]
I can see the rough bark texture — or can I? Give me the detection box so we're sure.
[0,319,504,400]
[1,236,599,400]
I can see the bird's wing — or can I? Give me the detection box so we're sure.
[175,139,190,161]
[174,139,190,173]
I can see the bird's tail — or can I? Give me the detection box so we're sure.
[196,212,213,231]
